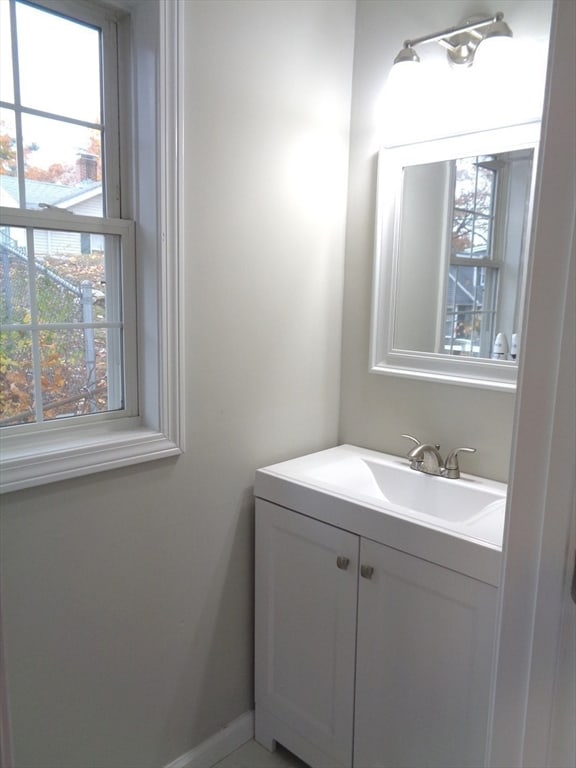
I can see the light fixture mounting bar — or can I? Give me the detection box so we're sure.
[403,12,503,50]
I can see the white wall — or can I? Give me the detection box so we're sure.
[0,2,355,766]
[339,0,552,482]
[394,161,447,352]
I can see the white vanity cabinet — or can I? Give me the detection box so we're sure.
[255,499,499,768]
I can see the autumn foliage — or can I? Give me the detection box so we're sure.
[0,122,102,184]
[1,251,110,426]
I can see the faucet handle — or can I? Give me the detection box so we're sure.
[401,434,421,448]
[444,447,476,478]
[401,435,424,469]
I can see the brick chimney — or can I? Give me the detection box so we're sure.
[76,152,98,182]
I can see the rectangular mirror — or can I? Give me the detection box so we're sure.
[370,122,540,390]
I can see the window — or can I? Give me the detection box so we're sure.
[0,0,183,492]
[441,149,533,362]
[1,0,136,427]
[443,155,499,358]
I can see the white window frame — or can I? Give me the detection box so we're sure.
[0,0,184,492]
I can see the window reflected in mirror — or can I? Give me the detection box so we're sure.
[444,152,529,359]
[395,147,533,361]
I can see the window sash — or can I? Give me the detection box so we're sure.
[2,0,122,218]
[1,205,137,429]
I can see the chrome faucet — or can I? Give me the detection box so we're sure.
[401,435,476,479]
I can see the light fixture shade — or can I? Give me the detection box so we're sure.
[393,45,420,65]
[473,30,515,71]
[481,18,513,43]
[386,58,421,95]
[387,46,421,96]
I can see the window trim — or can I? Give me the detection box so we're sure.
[0,0,184,493]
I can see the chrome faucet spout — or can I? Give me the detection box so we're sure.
[407,443,444,476]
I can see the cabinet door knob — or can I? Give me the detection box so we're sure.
[360,564,374,579]
[336,556,350,571]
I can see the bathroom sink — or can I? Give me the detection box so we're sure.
[302,453,502,522]
[256,444,506,547]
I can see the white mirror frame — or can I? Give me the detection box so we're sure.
[369,122,540,391]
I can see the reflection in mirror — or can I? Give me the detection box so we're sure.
[370,123,539,390]
[396,148,533,358]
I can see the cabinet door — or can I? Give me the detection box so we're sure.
[354,538,498,768]
[255,500,359,767]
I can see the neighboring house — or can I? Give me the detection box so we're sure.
[0,173,103,255]
[446,263,485,309]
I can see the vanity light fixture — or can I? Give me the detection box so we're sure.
[392,12,513,70]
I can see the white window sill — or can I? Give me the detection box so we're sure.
[1,421,182,493]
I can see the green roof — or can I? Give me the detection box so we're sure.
[0,174,101,209]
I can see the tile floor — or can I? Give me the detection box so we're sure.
[212,739,309,768]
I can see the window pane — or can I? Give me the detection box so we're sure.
[474,165,495,215]
[0,329,35,425]
[454,157,496,218]
[1,227,31,322]
[32,229,112,323]
[1,325,124,426]
[40,327,121,421]
[0,107,19,205]
[472,217,491,255]
[452,212,472,256]
[444,264,498,358]
[0,328,122,426]
[453,157,476,206]
[15,1,101,124]
[0,0,14,104]
[21,113,103,214]
[452,214,492,257]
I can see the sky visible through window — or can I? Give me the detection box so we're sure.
[0,0,101,174]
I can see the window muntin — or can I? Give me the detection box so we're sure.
[0,0,134,430]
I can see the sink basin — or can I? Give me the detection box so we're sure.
[257,444,506,537]
[302,454,503,523]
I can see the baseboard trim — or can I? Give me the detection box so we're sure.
[164,711,254,768]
